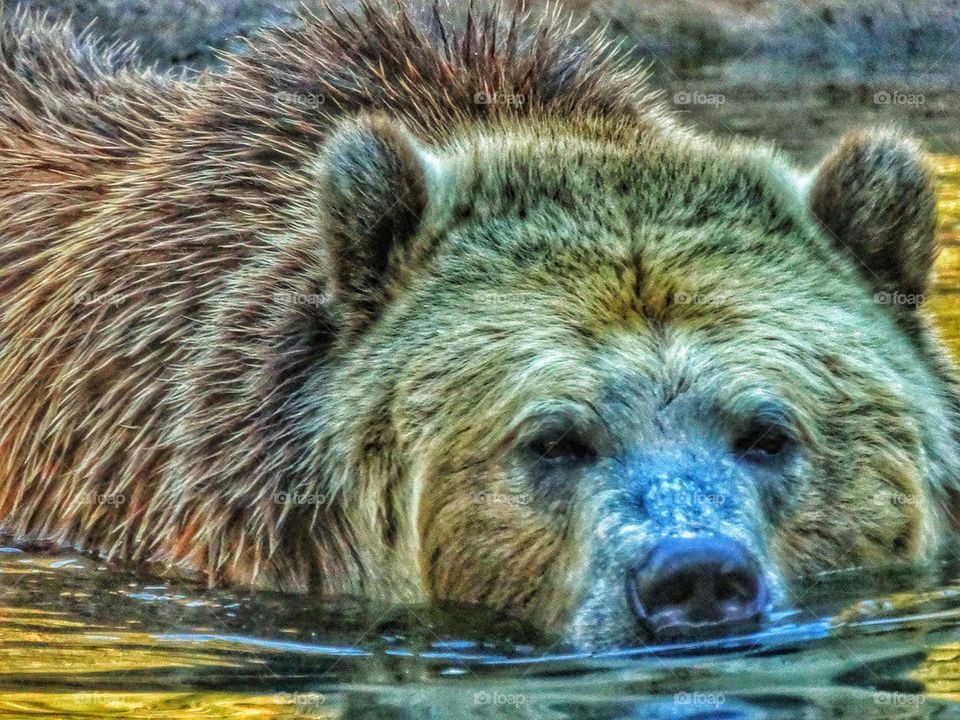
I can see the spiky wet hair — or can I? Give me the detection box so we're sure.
[0,1,664,588]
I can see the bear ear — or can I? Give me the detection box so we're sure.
[318,114,442,330]
[808,129,937,309]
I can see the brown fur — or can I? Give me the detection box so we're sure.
[0,1,661,592]
[1,1,958,647]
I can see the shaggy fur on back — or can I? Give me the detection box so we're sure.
[0,2,666,590]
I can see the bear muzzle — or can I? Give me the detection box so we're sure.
[626,534,770,641]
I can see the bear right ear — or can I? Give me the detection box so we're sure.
[807,129,937,309]
[317,115,445,331]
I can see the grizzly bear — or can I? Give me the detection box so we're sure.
[0,1,958,649]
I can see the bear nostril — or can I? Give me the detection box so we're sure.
[627,535,769,642]
[661,574,696,606]
[716,568,758,603]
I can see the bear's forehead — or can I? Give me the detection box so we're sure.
[436,210,860,335]
[420,233,882,388]
[437,128,851,291]
[454,123,807,235]
[413,123,900,391]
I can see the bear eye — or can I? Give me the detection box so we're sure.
[733,414,795,461]
[523,426,597,465]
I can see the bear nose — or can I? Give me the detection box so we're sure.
[627,535,769,641]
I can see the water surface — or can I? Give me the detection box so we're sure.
[4,548,960,718]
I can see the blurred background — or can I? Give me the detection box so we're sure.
[7,0,960,84]
[4,0,959,162]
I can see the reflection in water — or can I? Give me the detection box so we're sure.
[0,549,960,718]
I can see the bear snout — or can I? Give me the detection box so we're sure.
[626,535,770,642]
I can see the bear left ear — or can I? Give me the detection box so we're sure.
[808,129,937,308]
[318,114,445,331]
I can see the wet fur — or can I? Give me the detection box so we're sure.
[0,1,958,646]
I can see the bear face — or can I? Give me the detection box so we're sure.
[319,116,960,648]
